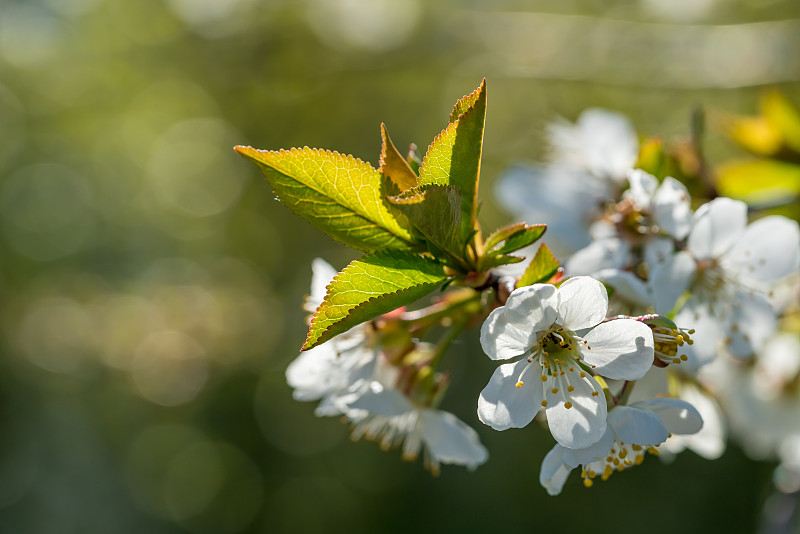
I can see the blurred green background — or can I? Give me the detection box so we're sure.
[1,0,798,532]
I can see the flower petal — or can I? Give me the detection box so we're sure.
[725,215,800,283]
[607,405,669,446]
[625,169,658,209]
[478,360,543,430]
[494,164,598,255]
[650,251,697,314]
[662,383,726,459]
[550,108,638,181]
[285,342,342,401]
[687,197,747,260]
[595,269,651,307]
[561,426,615,467]
[556,276,609,331]
[545,371,607,449]
[632,397,703,435]
[539,445,573,496]
[419,410,489,469]
[674,298,724,370]
[306,258,338,312]
[565,239,629,276]
[725,292,777,358]
[346,382,413,417]
[579,319,654,380]
[756,333,800,390]
[643,236,675,272]
[652,176,692,239]
[480,284,558,360]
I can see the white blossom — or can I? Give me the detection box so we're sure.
[547,108,639,182]
[344,381,489,475]
[566,169,691,281]
[651,198,800,366]
[703,333,800,462]
[631,366,726,460]
[539,397,703,495]
[286,258,377,416]
[478,276,654,449]
[495,109,638,258]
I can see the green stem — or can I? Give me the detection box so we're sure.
[399,291,481,326]
[429,317,470,369]
[616,380,636,406]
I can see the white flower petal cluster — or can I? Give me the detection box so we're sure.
[539,397,703,495]
[286,258,377,416]
[345,381,489,475]
[702,332,800,465]
[547,108,639,182]
[288,259,489,472]
[651,197,800,366]
[566,169,692,283]
[478,276,654,449]
[631,367,726,460]
[495,109,638,258]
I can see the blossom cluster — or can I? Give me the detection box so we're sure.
[287,259,488,475]
[283,105,800,495]
[497,109,800,491]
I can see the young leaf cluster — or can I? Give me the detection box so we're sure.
[235,80,549,349]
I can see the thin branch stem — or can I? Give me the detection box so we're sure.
[399,291,481,324]
[430,317,469,369]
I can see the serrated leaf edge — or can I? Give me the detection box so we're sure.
[449,78,487,123]
[379,124,418,192]
[303,267,446,350]
[235,145,420,249]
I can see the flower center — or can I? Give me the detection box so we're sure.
[579,440,661,487]
[514,325,599,409]
[616,199,656,239]
[693,258,768,349]
[652,324,694,366]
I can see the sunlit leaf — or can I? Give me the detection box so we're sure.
[488,224,546,256]
[304,251,449,349]
[380,124,418,193]
[723,116,782,157]
[419,80,487,243]
[450,82,484,123]
[390,185,464,265]
[235,146,420,252]
[479,254,524,270]
[762,90,800,154]
[517,243,560,287]
[484,222,526,252]
[716,159,800,204]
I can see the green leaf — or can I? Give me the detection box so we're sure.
[479,254,524,270]
[716,159,800,204]
[518,243,560,287]
[723,115,782,157]
[419,80,487,243]
[304,251,449,349]
[380,124,418,193]
[235,146,420,252]
[488,224,546,256]
[450,81,484,123]
[484,222,526,251]
[763,90,800,154]
[389,185,464,264]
